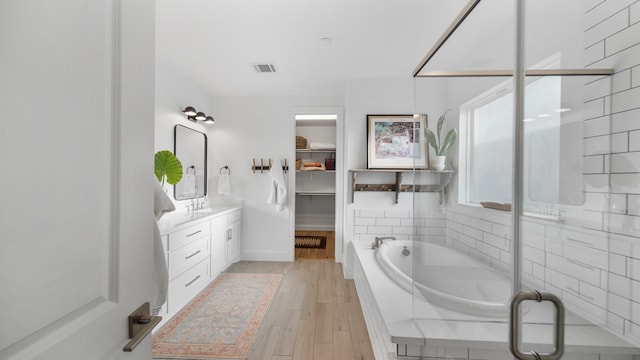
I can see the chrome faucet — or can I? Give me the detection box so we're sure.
[371,236,396,249]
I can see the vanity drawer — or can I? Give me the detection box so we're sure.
[168,221,210,251]
[228,209,241,223]
[167,236,209,280]
[168,258,209,314]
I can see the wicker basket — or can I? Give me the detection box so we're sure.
[296,159,301,170]
[296,136,307,149]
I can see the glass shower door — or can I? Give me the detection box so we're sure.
[412,0,640,358]
[411,0,518,356]
[513,0,640,359]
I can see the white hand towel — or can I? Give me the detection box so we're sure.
[309,142,336,150]
[183,172,197,195]
[218,174,231,195]
[267,160,287,211]
[152,178,175,313]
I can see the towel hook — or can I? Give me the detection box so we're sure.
[219,165,231,175]
[186,165,196,174]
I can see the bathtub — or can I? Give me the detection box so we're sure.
[353,239,640,360]
[375,240,512,317]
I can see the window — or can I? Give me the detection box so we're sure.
[467,89,514,204]
[460,76,568,215]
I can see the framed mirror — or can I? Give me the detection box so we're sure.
[174,125,207,200]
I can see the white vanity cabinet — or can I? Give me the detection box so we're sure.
[158,205,242,325]
[164,219,211,315]
[227,209,241,263]
[210,215,228,277]
[210,209,242,278]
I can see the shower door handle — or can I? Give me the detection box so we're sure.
[509,290,564,360]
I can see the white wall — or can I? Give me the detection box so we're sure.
[208,95,343,261]
[345,78,449,171]
[342,78,449,274]
[155,62,213,210]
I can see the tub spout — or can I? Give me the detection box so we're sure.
[372,236,396,249]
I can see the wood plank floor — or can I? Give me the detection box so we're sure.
[226,259,375,360]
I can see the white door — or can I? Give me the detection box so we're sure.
[0,0,156,359]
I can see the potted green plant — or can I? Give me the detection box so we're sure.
[154,150,183,189]
[424,110,457,170]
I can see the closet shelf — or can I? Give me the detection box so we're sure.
[296,170,336,173]
[296,189,336,196]
[349,168,454,173]
[349,169,455,204]
[296,149,336,153]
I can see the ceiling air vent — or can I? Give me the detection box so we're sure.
[253,63,276,73]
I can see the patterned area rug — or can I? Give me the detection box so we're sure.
[295,235,327,249]
[152,273,282,359]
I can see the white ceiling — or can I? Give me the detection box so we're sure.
[156,0,469,97]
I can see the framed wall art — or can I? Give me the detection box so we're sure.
[366,114,428,169]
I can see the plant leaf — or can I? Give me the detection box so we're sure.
[436,109,451,145]
[424,128,439,154]
[438,128,458,156]
[155,150,183,185]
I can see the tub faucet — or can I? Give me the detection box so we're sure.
[372,236,396,249]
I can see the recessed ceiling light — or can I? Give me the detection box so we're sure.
[523,118,535,122]
[538,113,552,118]
[556,108,571,113]
[319,37,332,46]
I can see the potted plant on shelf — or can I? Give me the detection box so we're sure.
[424,110,457,170]
[154,150,183,189]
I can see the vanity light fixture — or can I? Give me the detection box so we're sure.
[180,106,215,125]
[182,106,197,117]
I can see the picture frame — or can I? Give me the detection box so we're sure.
[367,114,428,169]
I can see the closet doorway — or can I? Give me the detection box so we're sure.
[293,112,341,260]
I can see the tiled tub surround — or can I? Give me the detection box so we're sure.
[446,205,640,345]
[352,209,640,359]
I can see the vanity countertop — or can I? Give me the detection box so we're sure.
[158,204,241,235]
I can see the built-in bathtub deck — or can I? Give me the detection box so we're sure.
[352,240,640,360]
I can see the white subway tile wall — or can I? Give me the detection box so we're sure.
[352,208,446,245]
[585,41,606,67]
[612,108,640,133]
[632,2,640,24]
[630,130,640,151]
